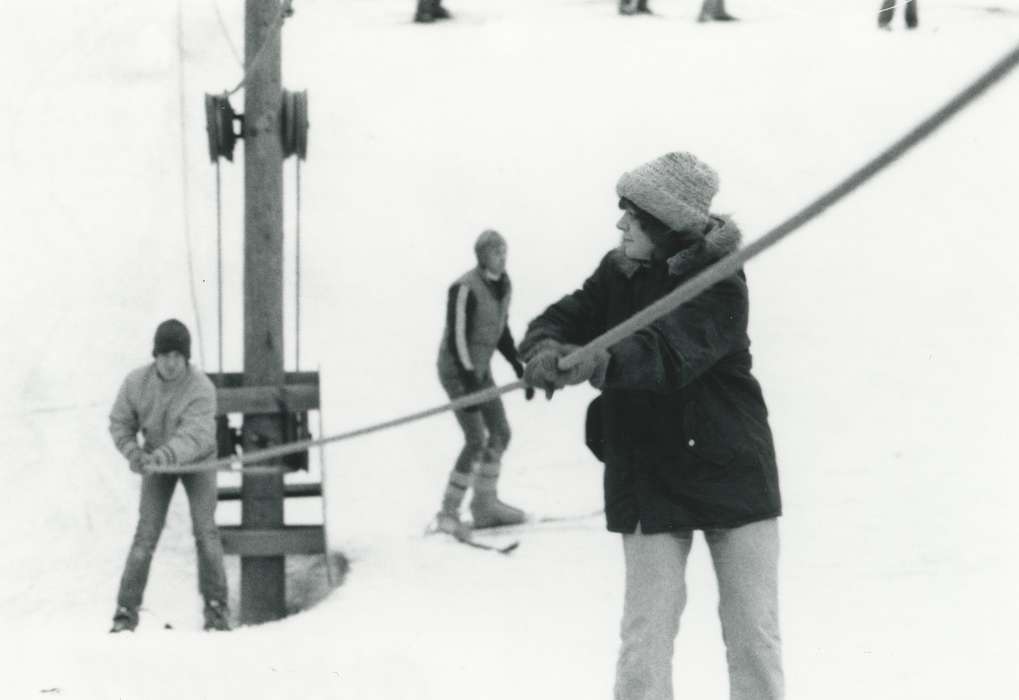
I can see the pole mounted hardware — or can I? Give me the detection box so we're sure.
[205,90,308,163]
[281,89,309,160]
[204,93,243,162]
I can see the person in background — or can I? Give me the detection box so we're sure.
[108,319,230,633]
[619,0,736,21]
[618,0,652,16]
[434,230,533,535]
[520,152,783,699]
[414,0,453,23]
[878,0,919,30]
[698,0,737,22]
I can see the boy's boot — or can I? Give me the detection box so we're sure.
[904,0,918,29]
[635,0,652,14]
[877,0,895,28]
[470,461,526,528]
[414,0,435,23]
[109,605,138,633]
[699,0,736,22]
[619,0,640,16]
[203,599,231,632]
[432,2,452,19]
[712,0,737,20]
[435,471,471,536]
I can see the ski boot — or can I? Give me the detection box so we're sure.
[469,461,527,529]
[203,599,231,632]
[109,606,138,633]
[414,0,435,23]
[618,0,640,16]
[698,0,737,22]
[433,470,472,538]
[432,2,452,20]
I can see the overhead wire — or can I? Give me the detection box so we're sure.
[210,0,244,68]
[227,0,294,97]
[176,0,208,368]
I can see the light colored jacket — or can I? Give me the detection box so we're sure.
[109,364,217,466]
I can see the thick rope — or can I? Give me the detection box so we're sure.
[559,38,1019,370]
[151,39,1019,476]
[227,0,293,97]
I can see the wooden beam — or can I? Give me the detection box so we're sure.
[218,482,322,501]
[209,371,319,389]
[220,525,325,556]
[215,383,320,415]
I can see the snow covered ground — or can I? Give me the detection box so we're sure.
[3,0,1019,697]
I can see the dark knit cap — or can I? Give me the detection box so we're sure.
[153,319,191,360]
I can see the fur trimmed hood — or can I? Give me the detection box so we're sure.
[613,215,743,278]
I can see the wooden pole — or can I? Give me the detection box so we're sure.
[241,0,285,624]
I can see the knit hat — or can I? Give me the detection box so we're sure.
[616,152,719,232]
[153,319,191,360]
[474,229,506,262]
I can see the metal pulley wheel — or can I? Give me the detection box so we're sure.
[281,89,309,160]
[204,93,241,162]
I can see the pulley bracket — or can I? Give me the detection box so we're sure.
[204,93,243,162]
[281,89,309,160]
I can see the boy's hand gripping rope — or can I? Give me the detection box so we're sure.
[149,40,1019,476]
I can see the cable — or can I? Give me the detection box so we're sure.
[216,158,224,374]
[295,158,302,371]
[557,38,1019,371]
[177,0,208,368]
[227,0,294,97]
[152,39,1019,475]
[210,0,244,68]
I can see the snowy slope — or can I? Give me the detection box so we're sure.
[2,0,1019,698]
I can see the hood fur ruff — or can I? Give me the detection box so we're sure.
[613,215,743,278]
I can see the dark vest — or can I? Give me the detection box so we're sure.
[439,269,511,374]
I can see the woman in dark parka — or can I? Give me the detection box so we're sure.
[520,152,784,700]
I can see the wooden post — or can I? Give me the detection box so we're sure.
[241,0,286,624]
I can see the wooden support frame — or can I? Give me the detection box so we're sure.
[210,371,320,416]
[219,525,325,556]
[217,482,322,501]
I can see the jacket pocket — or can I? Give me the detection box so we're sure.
[681,398,741,467]
[585,395,605,462]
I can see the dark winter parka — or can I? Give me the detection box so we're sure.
[520,216,781,533]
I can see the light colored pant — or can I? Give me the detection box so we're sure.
[614,518,783,700]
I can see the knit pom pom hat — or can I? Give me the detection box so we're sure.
[152,319,191,360]
[616,152,719,232]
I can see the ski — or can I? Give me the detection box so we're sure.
[452,534,520,555]
[423,519,520,554]
[468,509,603,537]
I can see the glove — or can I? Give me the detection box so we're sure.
[510,359,535,401]
[519,338,568,363]
[126,448,148,474]
[560,348,611,389]
[523,349,566,399]
[149,446,173,468]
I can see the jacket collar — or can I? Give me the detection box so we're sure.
[612,215,742,279]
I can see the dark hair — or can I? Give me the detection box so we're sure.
[618,198,685,258]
